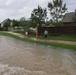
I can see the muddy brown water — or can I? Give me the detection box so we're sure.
[0,36,76,75]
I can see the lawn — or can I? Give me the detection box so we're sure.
[28,34,76,41]
[12,31,76,41]
[39,35,76,41]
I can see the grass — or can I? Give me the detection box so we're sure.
[0,31,76,51]
[13,31,25,35]
[13,31,76,41]
[28,34,76,41]
[38,34,76,41]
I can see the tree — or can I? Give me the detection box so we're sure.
[19,17,31,31]
[48,0,67,26]
[31,5,47,27]
[12,20,20,28]
[3,22,10,31]
[19,17,26,26]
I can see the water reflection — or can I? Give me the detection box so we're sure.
[0,35,76,75]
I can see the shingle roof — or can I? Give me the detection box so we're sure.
[1,18,11,24]
[62,12,76,23]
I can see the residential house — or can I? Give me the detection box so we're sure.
[1,18,12,27]
[38,10,76,35]
[61,10,76,34]
[1,18,13,31]
[62,10,76,26]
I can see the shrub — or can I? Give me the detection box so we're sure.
[28,29,35,35]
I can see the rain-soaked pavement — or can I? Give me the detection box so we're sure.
[0,35,76,75]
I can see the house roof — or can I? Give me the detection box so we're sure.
[62,11,76,23]
[1,18,12,24]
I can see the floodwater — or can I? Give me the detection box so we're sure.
[0,36,76,75]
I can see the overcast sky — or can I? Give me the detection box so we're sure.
[0,0,76,22]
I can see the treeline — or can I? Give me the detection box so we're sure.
[1,0,67,31]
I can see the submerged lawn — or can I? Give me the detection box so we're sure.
[0,31,76,51]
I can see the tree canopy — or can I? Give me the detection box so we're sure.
[31,5,47,27]
[48,0,67,26]
[19,17,32,31]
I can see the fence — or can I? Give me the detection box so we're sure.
[38,26,76,35]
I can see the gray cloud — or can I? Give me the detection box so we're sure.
[64,0,76,12]
[0,0,76,22]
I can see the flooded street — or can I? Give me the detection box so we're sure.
[0,35,76,75]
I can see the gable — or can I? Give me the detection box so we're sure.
[1,18,11,24]
[62,12,76,23]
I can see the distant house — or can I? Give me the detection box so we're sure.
[62,10,76,26]
[1,18,13,31]
[1,18,12,27]
[14,26,24,31]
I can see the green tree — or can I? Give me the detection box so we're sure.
[45,20,52,26]
[19,17,31,31]
[31,5,47,27]
[12,20,20,28]
[48,0,67,26]
[3,22,10,31]
[19,17,26,30]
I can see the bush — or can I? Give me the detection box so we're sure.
[28,29,35,35]
[14,31,25,35]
